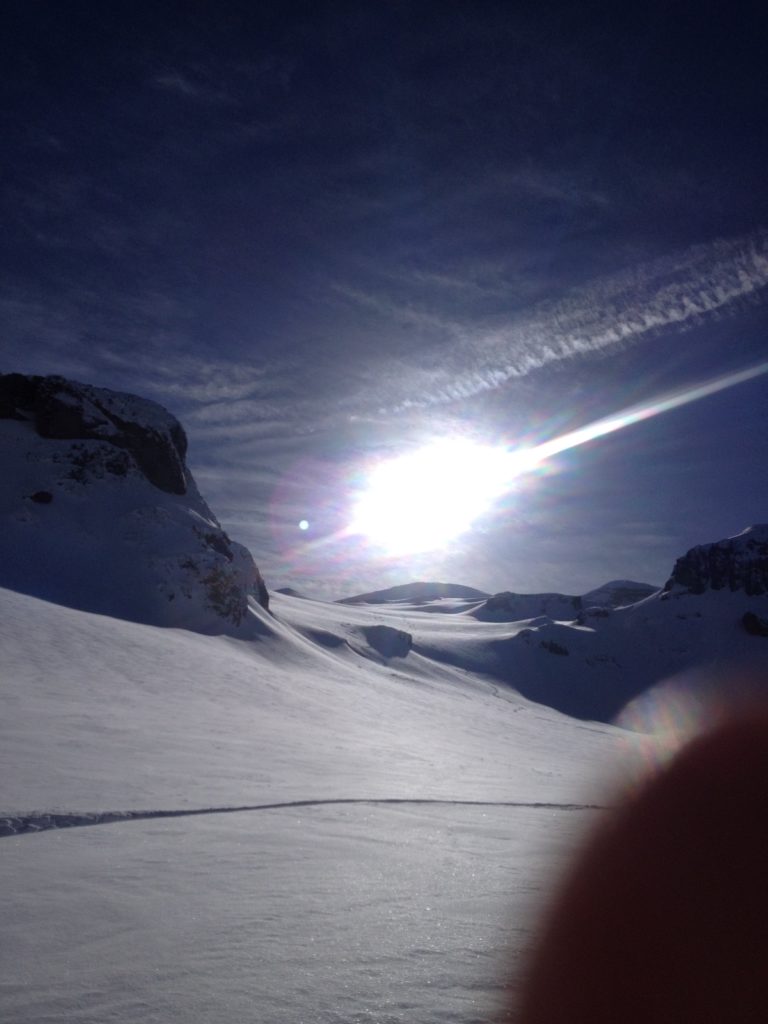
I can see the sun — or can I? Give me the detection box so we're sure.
[349,438,520,555]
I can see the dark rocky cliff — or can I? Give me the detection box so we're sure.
[0,372,189,494]
[0,372,269,630]
[663,525,768,597]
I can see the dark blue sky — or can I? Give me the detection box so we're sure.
[3,1,767,597]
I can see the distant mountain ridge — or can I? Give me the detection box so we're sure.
[472,580,658,622]
[0,372,268,633]
[334,529,768,722]
[339,579,658,618]
[338,581,490,604]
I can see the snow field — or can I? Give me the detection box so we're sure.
[0,585,644,1022]
[0,803,598,1023]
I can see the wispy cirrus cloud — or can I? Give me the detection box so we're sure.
[331,282,465,338]
[84,226,768,442]
[344,229,768,414]
[150,52,296,106]
[151,70,237,106]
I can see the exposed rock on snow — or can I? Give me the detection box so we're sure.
[663,525,768,597]
[742,611,768,637]
[540,639,569,656]
[1,372,189,494]
[0,372,268,633]
[362,624,413,659]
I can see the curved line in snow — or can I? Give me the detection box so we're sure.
[0,797,607,838]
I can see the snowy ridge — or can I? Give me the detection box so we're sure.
[338,580,490,604]
[340,580,660,623]
[581,579,660,608]
[471,580,659,622]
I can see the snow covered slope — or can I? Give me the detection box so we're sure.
[1,374,766,1021]
[0,373,268,635]
[338,580,658,619]
[1,525,764,1021]
[0,583,637,1023]
[9,533,761,1020]
[0,585,631,814]
[328,529,768,722]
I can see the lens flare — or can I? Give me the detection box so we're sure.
[527,361,768,464]
[347,361,768,554]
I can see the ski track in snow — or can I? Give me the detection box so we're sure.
[0,797,608,838]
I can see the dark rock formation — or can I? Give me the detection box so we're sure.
[540,639,569,656]
[663,526,768,597]
[0,373,188,494]
[0,372,269,626]
[254,574,270,611]
[743,611,768,637]
[362,625,413,659]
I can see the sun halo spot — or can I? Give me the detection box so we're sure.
[349,438,521,555]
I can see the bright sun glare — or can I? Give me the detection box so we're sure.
[346,362,768,557]
[349,438,523,555]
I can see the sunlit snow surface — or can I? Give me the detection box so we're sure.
[0,587,641,1022]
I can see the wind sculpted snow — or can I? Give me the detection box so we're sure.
[3,522,766,1022]
[0,583,640,1023]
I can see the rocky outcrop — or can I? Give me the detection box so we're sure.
[0,373,189,494]
[743,611,768,637]
[0,373,268,632]
[663,525,768,597]
[362,625,413,659]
